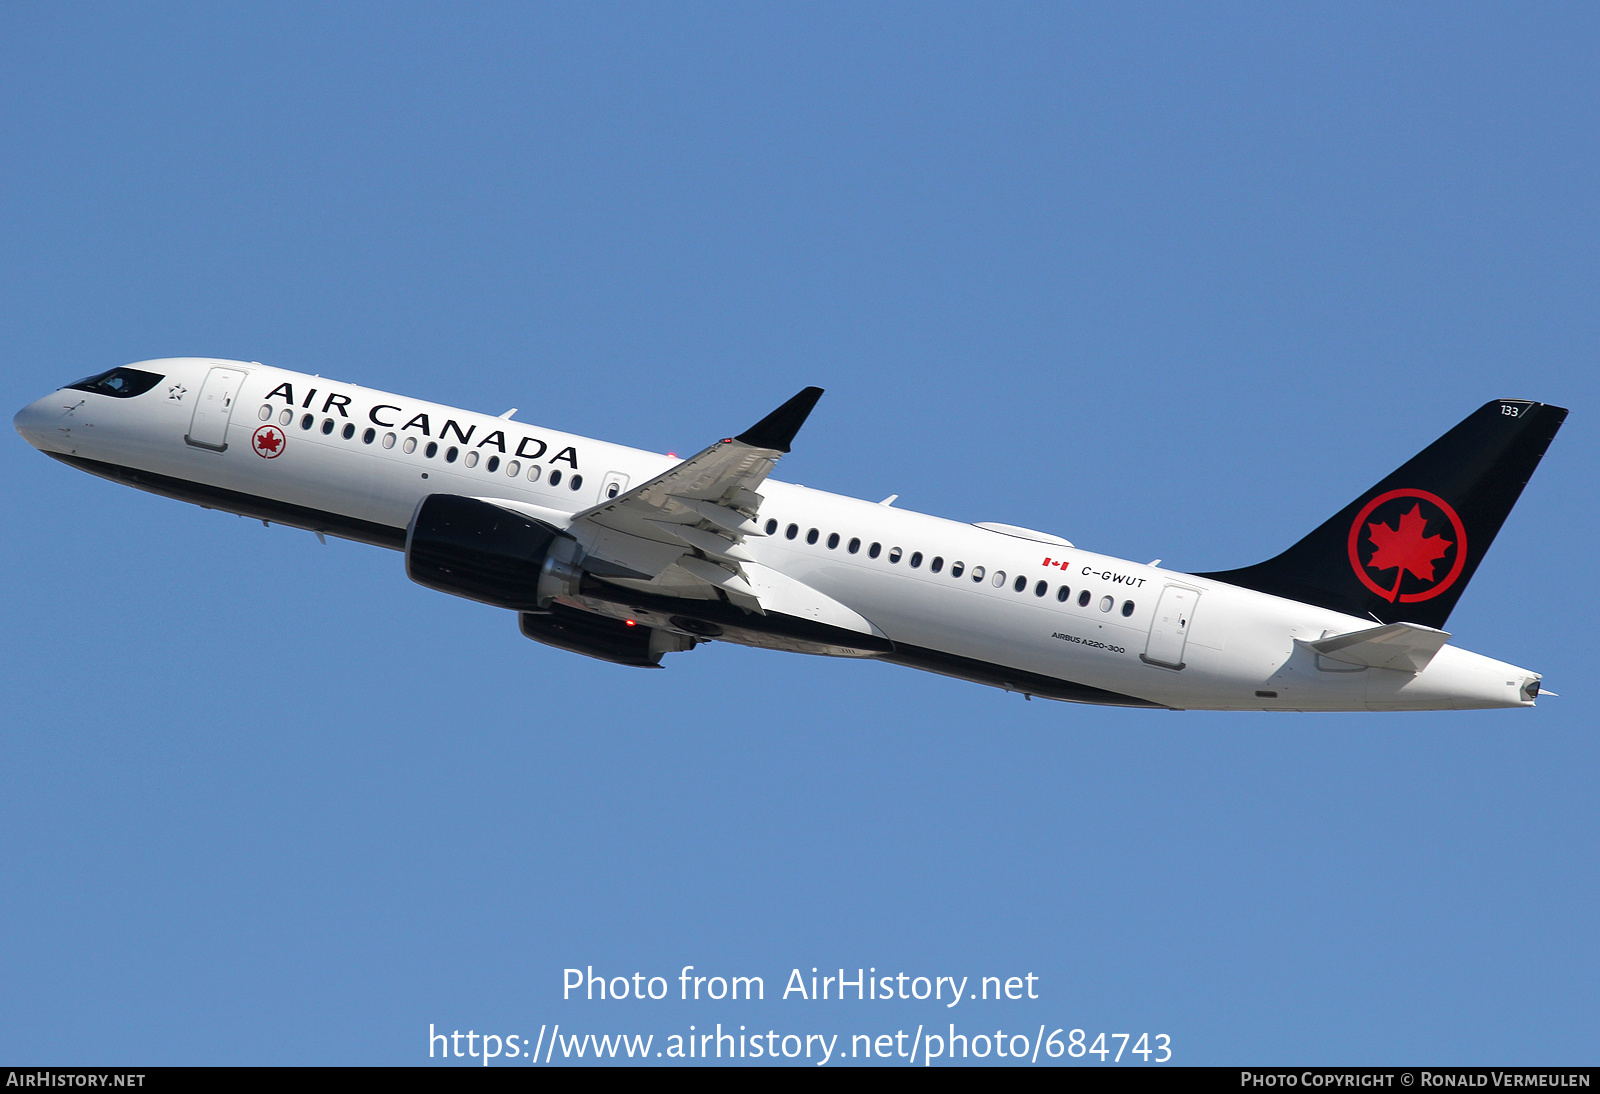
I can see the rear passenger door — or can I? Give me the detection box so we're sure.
[1141,584,1198,670]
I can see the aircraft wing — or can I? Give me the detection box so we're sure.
[471,387,884,641]
[563,387,824,597]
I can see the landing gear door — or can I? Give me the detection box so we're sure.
[1142,584,1199,670]
[185,366,249,451]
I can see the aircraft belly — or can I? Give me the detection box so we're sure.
[789,556,1162,702]
[1120,592,1533,712]
[201,428,413,531]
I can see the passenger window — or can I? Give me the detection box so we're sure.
[257,405,272,421]
[1121,600,1135,617]
[278,409,293,426]
[827,532,840,549]
[301,414,314,430]
[1035,580,1047,597]
[549,469,562,486]
[606,482,619,498]
[425,441,438,458]
[888,547,902,564]
[527,464,542,482]
[382,432,396,449]
[951,561,964,578]
[786,523,799,540]
[1056,585,1070,602]
[806,528,819,545]
[766,519,778,535]
[487,456,500,472]
[342,423,355,440]
[930,556,943,573]
[362,427,375,444]
[506,459,520,476]
[321,418,335,435]
[1100,595,1114,612]
[992,570,1006,587]
[1078,589,1091,607]
[909,551,923,568]
[971,565,984,582]
[869,542,882,559]
[403,437,417,454]
[571,474,583,490]
[464,451,478,467]
[848,537,861,554]
[446,446,459,463]
[1013,575,1027,592]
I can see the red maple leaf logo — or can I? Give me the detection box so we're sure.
[1365,503,1453,601]
[253,426,284,457]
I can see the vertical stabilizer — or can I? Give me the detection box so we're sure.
[1198,399,1567,629]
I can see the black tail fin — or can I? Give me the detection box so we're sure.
[1197,399,1567,629]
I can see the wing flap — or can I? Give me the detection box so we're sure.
[569,525,687,579]
[671,496,766,536]
[646,519,754,561]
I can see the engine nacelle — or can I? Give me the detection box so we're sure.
[405,493,575,611]
[407,494,695,667]
[520,605,693,668]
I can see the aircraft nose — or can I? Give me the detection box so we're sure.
[14,394,60,450]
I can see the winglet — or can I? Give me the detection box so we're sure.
[736,387,824,453]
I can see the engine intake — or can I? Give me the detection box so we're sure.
[405,494,568,610]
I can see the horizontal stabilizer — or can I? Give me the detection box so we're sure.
[1301,622,1451,673]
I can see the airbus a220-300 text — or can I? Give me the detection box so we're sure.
[15,360,1567,711]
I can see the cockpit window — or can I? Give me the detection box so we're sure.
[66,367,165,398]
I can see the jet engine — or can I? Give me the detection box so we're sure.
[405,493,577,610]
[519,605,692,668]
[405,493,693,667]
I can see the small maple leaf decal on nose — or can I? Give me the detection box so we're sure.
[1366,503,1453,600]
[257,431,281,453]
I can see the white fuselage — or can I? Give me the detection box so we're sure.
[15,358,1541,712]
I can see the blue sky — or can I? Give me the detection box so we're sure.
[1,3,1595,1066]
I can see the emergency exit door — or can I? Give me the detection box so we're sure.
[1142,585,1199,670]
[185,366,248,451]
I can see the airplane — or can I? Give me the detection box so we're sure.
[14,359,1566,712]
